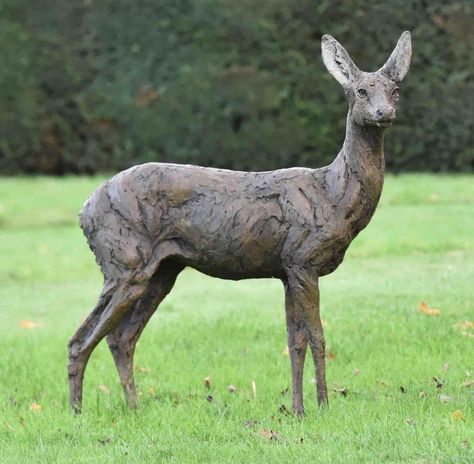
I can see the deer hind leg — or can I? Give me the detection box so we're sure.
[106,261,182,409]
[284,281,308,416]
[68,278,148,413]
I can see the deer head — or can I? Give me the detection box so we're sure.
[322,32,412,128]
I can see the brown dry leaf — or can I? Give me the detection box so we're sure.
[460,380,474,388]
[327,351,337,361]
[419,301,441,316]
[259,428,281,441]
[98,384,111,394]
[353,368,361,376]
[451,410,465,421]
[439,394,453,402]
[19,320,40,329]
[282,346,289,357]
[204,376,212,390]
[29,402,42,412]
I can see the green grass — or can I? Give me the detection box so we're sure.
[0,174,473,463]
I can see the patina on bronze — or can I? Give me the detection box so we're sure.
[69,32,412,414]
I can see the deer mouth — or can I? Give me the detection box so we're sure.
[364,119,393,128]
[375,120,393,128]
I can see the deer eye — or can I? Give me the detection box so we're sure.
[357,88,367,97]
[392,88,400,99]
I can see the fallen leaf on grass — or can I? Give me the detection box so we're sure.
[282,346,289,356]
[460,380,474,388]
[419,301,441,316]
[333,386,348,397]
[19,320,41,329]
[460,439,470,449]
[98,437,112,445]
[327,351,337,361]
[136,366,151,374]
[244,419,259,428]
[452,321,474,330]
[29,402,42,412]
[451,410,465,421]
[4,421,14,431]
[98,384,111,394]
[260,428,281,441]
[432,377,445,389]
[228,384,237,393]
[204,376,212,390]
[438,394,453,402]
[353,368,360,376]
[406,418,415,425]
[278,404,290,416]
[461,331,474,339]
[419,390,427,398]
[377,379,389,388]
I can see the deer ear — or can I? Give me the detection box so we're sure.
[321,34,360,88]
[379,31,412,82]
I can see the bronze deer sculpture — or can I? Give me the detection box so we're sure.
[69,32,412,414]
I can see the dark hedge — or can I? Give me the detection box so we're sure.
[0,0,472,174]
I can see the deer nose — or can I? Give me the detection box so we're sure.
[375,108,395,121]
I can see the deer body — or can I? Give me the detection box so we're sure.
[69,32,411,414]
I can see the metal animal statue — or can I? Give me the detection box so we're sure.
[69,32,412,414]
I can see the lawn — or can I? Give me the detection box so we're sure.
[0,174,473,463]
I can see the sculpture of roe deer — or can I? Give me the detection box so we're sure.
[69,32,412,414]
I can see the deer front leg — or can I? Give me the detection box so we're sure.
[284,281,308,416]
[286,266,328,407]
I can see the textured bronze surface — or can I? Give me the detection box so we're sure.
[69,32,412,414]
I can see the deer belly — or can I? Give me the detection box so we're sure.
[178,203,287,279]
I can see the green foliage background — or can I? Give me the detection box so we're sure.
[0,0,472,174]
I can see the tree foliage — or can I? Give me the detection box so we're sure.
[0,0,472,174]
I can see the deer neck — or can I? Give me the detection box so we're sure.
[327,113,386,234]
